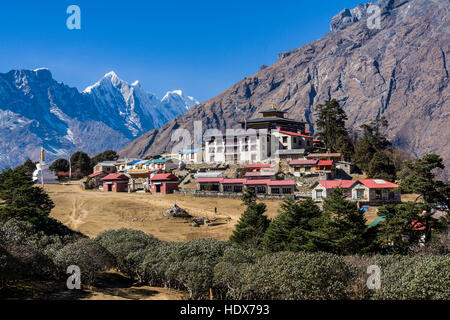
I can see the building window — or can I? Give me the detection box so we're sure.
[272,188,280,194]
[282,188,292,194]
[223,185,232,192]
[234,185,243,193]
[251,145,257,151]
[210,156,215,162]
[283,136,288,143]
[257,186,266,194]
[316,190,323,199]
[209,148,215,153]
[356,189,364,200]
[376,189,382,200]
[293,137,297,144]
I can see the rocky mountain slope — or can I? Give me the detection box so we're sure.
[0,69,198,169]
[120,0,449,176]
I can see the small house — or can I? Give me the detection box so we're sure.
[196,177,223,192]
[316,160,335,173]
[289,159,318,176]
[306,153,342,162]
[88,171,107,187]
[312,180,357,202]
[101,174,130,192]
[150,173,179,194]
[351,179,401,205]
[93,161,117,174]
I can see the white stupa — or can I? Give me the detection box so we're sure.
[32,147,59,185]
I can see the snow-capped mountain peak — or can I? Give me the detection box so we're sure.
[161,89,199,111]
[0,68,198,170]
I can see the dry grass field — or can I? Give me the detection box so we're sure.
[44,182,410,242]
[45,182,283,241]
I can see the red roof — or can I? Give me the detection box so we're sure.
[307,153,341,158]
[304,130,312,134]
[89,172,106,178]
[151,173,178,181]
[246,164,276,169]
[289,159,318,166]
[359,179,399,189]
[101,174,129,181]
[268,180,295,186]
[222,179,247,184]
[196,178,224,183]
[244,179,273,185]
[317,160,334,166]
[313,139,321,143]
[278,130,313,138]
[318,180,356,189]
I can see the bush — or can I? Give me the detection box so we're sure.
[374,255,450,300]
[215,251,354,300]
[94,228,160,277]
[213,246,259,300]
[54,238,113,285]
[141,239,230,299]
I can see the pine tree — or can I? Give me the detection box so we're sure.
[49,158,70,173]
[91,150,119,167]
[353,136,377,173]
[367,151,396,181]
[230,202,270,249]
[315,99,353,155]
[263,198,322,252]
[317,188,373,254]
[398,154,450,242]
[0,166,54,224]
[70,151,92,176]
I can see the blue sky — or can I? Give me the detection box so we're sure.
[0,0,363,102]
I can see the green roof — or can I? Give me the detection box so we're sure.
[369,216,386,227]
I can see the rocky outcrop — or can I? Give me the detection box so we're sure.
[120,0,449,177]
[164,204,191,218]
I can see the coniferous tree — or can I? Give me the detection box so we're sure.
[367,151,396,181]
[0,166,54,224]
[398,154,450,242]
[91,150,119,167]
[70,151,92,176]
[315,99,353,159]
[230,202,270,249]
[263,198,322,252]
[317,188,374,254]
[49,158,70,173]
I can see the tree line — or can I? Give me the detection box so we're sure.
[314,99,413,181]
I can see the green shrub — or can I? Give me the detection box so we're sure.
[54,238,113,285]
[213,246,259,299]
[141,239,230,299]
[94,228,160,277]
[215,251,354,300]
[374,255,450,300]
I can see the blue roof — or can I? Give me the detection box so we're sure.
[127,160,141,165]
[144,158,171,164]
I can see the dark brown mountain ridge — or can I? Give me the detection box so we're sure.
[120,0,449,176]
